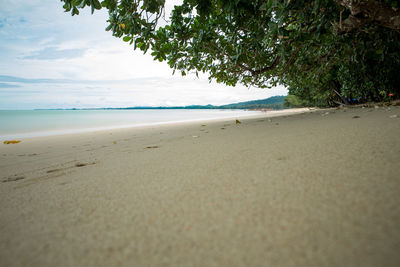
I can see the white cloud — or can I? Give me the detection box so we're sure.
[0,0,287,109]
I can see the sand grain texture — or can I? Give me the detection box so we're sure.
[1,107,400,267]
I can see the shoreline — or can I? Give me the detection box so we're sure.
[1,108,310,141]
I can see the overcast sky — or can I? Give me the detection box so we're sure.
[0,0,287,110]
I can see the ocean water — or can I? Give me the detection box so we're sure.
[0,109,260,139]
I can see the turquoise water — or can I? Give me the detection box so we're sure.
[0,109,260,139]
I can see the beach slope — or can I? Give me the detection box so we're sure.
[1,107,400,267]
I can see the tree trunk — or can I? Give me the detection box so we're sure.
[333,87,349,105]
[334,0,400,34]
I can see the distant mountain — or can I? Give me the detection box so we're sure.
[43,95,287,110]
[218,95,286,109]
[119,95,286,110]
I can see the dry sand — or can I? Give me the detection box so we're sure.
[0,107,399,267]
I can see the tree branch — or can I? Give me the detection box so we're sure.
[238,55,281,76]
[280,44,302,76]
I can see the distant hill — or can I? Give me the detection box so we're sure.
[120,95,286,110]
[218,95,286,109]
[46,95,287,111]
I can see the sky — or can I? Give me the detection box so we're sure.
[0,0,287,110]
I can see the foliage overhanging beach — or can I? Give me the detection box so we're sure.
[62,0,400,107]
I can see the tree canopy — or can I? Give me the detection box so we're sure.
[61,0,400,106]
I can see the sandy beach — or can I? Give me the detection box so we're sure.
[1,106,399,267]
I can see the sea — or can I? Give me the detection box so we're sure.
[0,109,261,139]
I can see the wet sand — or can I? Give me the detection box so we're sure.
[1,107,399,267]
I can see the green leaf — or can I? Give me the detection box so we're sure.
[78,0,86,8]
[90,1,95,14]
[93,0,102,10]
[105,24,112,31]
[72,7,79,15]
[123,36,132,42]
[260,0,273,11]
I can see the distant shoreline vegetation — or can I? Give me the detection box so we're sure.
[36,96,286,111]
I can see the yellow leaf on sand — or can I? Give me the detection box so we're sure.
[236,119,241,124]
[4,140,21,144]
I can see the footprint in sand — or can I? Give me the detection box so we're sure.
[75,162,96,167]
[75,163,88,167]
[47,169,62,173]
[2,176,25,183]
[145,146,159,149]
[46,162,96,173]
